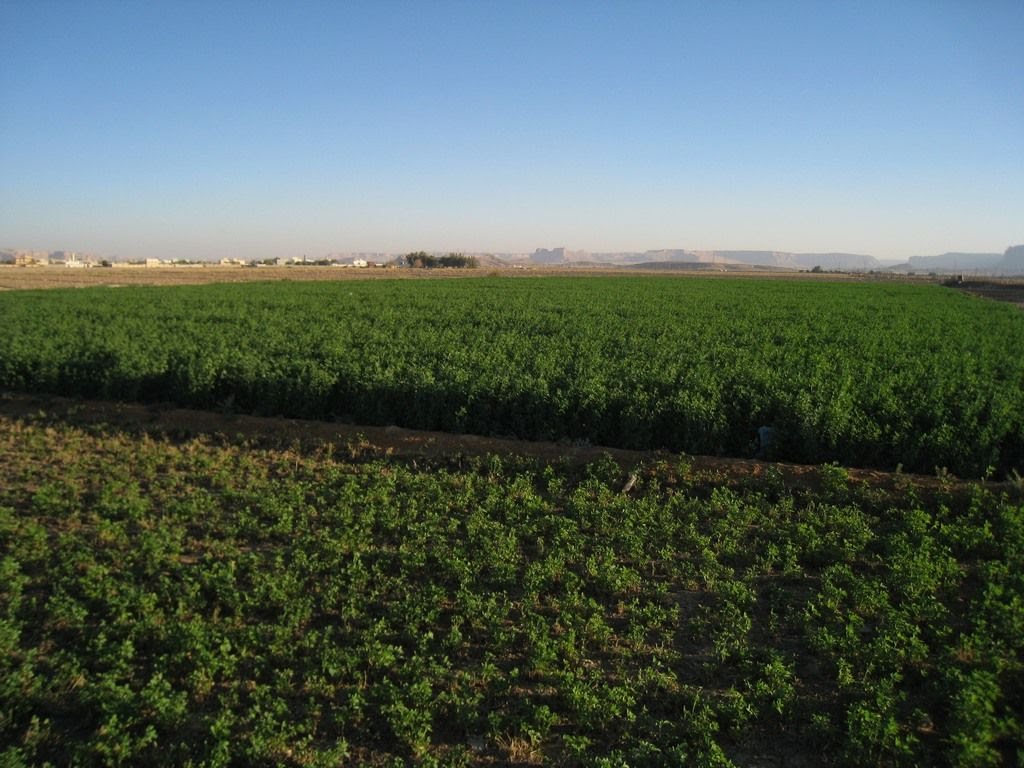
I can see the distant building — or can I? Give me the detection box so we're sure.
[352,258,368,268]
[49,251,90,267]
[14,251,49,266]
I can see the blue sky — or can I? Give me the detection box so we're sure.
[1,0,1021,260]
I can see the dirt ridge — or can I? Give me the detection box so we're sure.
[3,391,1010,496]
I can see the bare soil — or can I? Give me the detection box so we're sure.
[0,265,456,291]
[0,264,880,291]
[1,391,1004,496]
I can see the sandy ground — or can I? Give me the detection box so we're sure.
[0,265,451,290]
[0,263,887,291]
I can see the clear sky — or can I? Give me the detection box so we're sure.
[2,0,1022,261]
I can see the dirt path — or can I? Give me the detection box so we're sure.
[2,392,1005,496]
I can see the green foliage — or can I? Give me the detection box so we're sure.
[1,417,1022,764]
[404,251,478,268]
[1,277,1022,475]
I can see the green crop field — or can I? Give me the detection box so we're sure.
[1,415,1022,766]
[2,275,1023,766]
[1,276,1022,476]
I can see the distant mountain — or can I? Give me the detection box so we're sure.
[617,249,715,264]
[705,251,881,271]
[624,261,793,273]
[878,248,1024,275]
[889,252,1005,272]
[528,248,881,271]
[464,254,510,268]
[998,245,1024,274]
[528,247,592,264]
[789,252,881,271]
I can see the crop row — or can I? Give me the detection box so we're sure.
[1,414,1022,765]
[1,277,1022,474]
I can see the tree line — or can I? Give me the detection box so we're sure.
[404,251,478,268]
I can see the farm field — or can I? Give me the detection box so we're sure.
[1,276,1022,476]
[2,274,1023,766]
[0,265,869,292]
[2,412,1022,766]
[0,265,465,292]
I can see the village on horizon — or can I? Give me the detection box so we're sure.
[3,244,1024,276]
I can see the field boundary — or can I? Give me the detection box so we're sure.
[2,391,1008,495]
